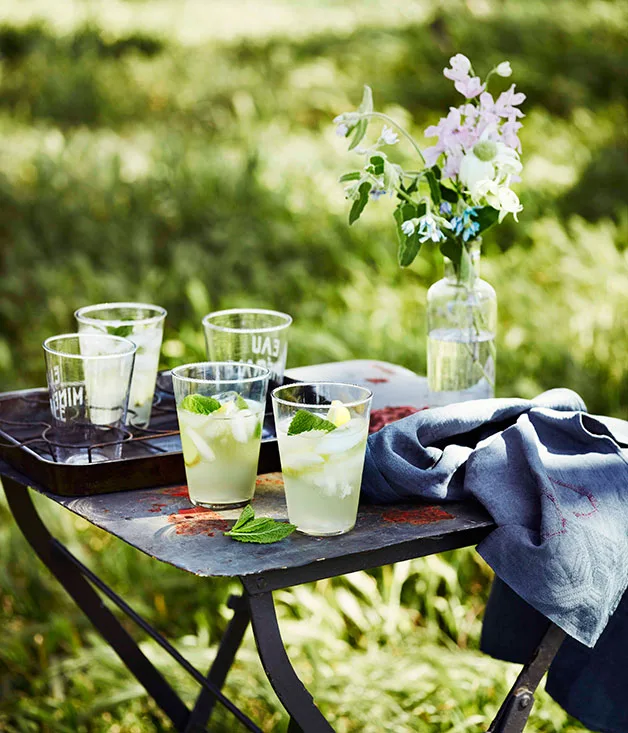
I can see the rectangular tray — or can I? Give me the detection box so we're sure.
[0,371,293,496]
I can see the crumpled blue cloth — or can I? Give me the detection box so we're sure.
[361,388,628,647]
[361,388,628,731]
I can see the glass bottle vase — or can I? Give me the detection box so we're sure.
[427,240,497,406]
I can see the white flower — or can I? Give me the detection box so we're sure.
[495,61,512,78]
[379,125,399,146]
[459,152,495,192]
[336,123,349,137]
[473,179,523,222]
[443,54,472,81]
[493,143,522,177]
[401,219,418,236]
[417,214,447,243]
[459,140,522,193]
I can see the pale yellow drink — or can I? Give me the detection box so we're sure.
[177,395,263,508]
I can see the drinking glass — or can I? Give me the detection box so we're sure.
[75,302,167,427]
[272,382,372,536]
[43,333,136,464]
[202,308,292,386]
[172,362,270,509]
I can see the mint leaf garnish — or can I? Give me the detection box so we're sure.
[253,420,262,439]
[107,325,134,338]
[231,504,255,532]
[180,393,221,415]
[225,507,296,544]
[236,394,249,410]
[287,409,336,436]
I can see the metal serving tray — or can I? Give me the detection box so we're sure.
[0,371,290,496]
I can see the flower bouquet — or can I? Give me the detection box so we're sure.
[334,54,525,401]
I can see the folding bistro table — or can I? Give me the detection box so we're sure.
[0,361,566,732]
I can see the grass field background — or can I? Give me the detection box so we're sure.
[1,0,627,730]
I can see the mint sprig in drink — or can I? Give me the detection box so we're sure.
[272,383,372,536]
[172,363,270,509]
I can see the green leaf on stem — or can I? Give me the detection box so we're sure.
[394,202,421,268]
[367,154,385,176]
[474,206,499,234]
[439,184,458,204]
[348,118,368,151]
[349,181,371,224]
[383,160,400,191]
[339,171,361,183]
[425,169,441,206]
[357,84,373,115]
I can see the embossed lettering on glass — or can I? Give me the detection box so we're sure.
[43,333,136,464]
[202,309,292,386]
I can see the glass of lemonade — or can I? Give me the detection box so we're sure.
[272,382,372,536]
[75,302,167,428]
[172,362,270,509]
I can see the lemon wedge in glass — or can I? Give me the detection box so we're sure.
[326,399,351,428]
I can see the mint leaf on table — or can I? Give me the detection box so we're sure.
[107,325,134,338]
[231,503,255,532]
[225,506,296,544]
[287,409,336,436]
[180,393,221,415]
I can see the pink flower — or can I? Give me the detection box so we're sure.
[454,75,485,99]
[501,120,523,151]
[495,84,526,119]
[442,145,464,178]
[423,145,442,167]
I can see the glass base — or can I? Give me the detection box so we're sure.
[190,497,251,510]
[296,525,355,537]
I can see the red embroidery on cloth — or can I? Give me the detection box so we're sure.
[540,490,568,539]
[549,477,598,517]
[382,506,454,525]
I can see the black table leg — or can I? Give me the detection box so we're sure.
[243,581,334,733]
[2,476,190,730]
[184,593,251,732]
[487,622,566,733]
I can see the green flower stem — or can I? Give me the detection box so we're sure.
[393,186,416,206]
[454,272,496,390]
[363,171,416,207]
[361,112,426,165]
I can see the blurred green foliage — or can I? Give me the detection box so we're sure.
[1,0,626,730]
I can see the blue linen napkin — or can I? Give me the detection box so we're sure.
[361,388,628,647]
[361,388,628,731]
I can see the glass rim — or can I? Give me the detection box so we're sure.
[202,308,292,334]
[171,361,271,386]
[42,333,137,360]
[75,302,167,327]
[271,381,373,409]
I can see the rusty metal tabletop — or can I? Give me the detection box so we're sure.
[18,468,495,587]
